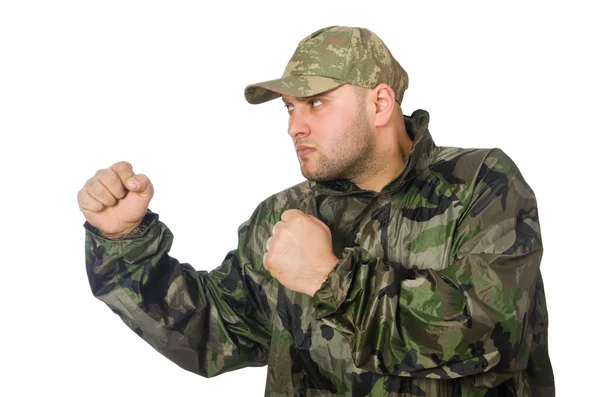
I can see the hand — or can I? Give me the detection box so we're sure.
[263,209,339,296]
[77,161,154,238]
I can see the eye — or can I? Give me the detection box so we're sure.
[311,100,323,108]
[284,103,294,112]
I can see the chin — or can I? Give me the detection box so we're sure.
[301,168,319,181]
[300,160,342,181]
[301,169,336,182]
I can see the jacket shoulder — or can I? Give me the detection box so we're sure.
[432,147,525,184]
[429,146,494,187]
[428,146,529,202]
[426,146,524,207]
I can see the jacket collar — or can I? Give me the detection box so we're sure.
[308,109,436,196]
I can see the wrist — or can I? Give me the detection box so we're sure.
[309,255,339,297]
[101,223,141,240]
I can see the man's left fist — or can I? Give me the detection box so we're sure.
[263,209,339,296]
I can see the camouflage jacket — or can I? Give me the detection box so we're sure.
[84,109,554,397]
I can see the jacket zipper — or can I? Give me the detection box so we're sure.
[320,157,414,197]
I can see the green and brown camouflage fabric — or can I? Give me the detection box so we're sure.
[84,109,554,396]
[244,26,409,105]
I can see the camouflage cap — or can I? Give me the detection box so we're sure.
[244,26,409,105]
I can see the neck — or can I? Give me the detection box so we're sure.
[354,111,413,192]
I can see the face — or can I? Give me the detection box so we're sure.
[282,84,377,182]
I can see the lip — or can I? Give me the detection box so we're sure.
[296,146,315,158]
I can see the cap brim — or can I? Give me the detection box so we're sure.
[244,75,345,104]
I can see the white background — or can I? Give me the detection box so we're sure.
[1,1,597,396]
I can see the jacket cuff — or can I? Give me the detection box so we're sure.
[312,247,361,319]
[83,210,163,265]
[83,210,159,240]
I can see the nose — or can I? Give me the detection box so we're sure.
[287,107,310,138]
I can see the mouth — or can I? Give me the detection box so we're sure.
[296,146,315,158]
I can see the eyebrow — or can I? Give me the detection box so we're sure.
[282,93,330,104]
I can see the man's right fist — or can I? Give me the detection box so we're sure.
[77,161,154,239]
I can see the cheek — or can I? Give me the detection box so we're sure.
[313,114,347,147]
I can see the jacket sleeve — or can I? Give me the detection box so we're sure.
[312,149,549,383]
[84,204,274,378]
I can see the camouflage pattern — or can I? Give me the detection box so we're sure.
[84,109,554,396]
[244,26,409,105]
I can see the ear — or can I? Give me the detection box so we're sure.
[373,83,395,127]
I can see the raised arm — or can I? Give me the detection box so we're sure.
[80,162,273,377]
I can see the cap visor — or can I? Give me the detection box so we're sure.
[244,75,345,104]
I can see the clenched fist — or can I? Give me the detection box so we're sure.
[263,209,339,297]
[77,161,154,239]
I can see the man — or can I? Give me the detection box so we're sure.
[79,26,554,396]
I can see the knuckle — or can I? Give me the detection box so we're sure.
[272,237,282,249]
[90,179,107,197]
[77,193,85,208]
[272,222,282,235]
[288,212,301,222]
[95,168,110,181]
[104,170,121,188]
[81,197,95,210]
[78,191,97,211]
[111,161,133,174]
[77,189,88,205]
